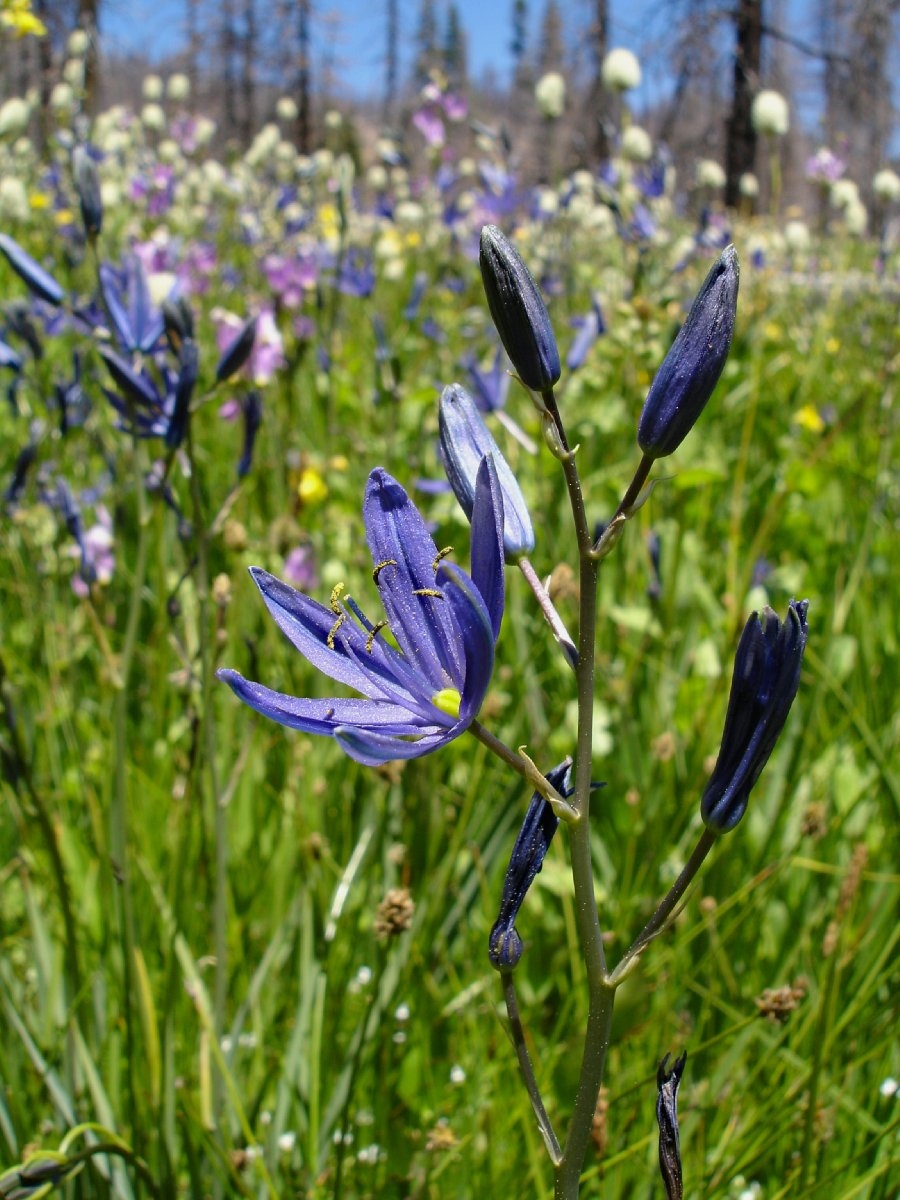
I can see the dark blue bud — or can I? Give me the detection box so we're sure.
[73,145,103,238]
[479,224,560,393]
[0,234,66,307]
[638,245,739,458]
[165,338,199,449]
[0,338,23,372]
[439,383,535,561]
[657,1051,687,1200]
[215,315,258,383]
[701,599,809,834]
[237,390,263,478]
[488,759,572,971]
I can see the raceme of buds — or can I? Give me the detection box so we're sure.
[479,224,560,394]
[215,314,258,383]
[238,390,263,478]
[0,233,66,307]
[637,245,739,459]
[73,144,102,239]
[657,1052,687,1200]
[701,599,809,834]
[439,383,535,561]
[488,759,572,971]
[99,345,159,409]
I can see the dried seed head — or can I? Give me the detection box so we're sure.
[374,887,415,938]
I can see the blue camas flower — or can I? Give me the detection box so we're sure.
[439,383,534,561]
[99,255,165,353]
[701,599,809,833]
[219,458,505,767]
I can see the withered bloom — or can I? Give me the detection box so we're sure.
[656,1051,687,1200]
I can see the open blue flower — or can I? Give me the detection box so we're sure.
[219,458,505,766]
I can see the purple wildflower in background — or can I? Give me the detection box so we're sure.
[99,255,165,353]
[463,346,510,413]
[566,298,606,371]
[219,459,505,766]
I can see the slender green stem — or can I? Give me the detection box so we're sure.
[112,439,151,1144]
[611,453,654,524]
[185,426,228,1106]
[609,827,717,987]
[468,719,576,820]
[501,972,562,1164]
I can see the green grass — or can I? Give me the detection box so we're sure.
[1,219,898,1200]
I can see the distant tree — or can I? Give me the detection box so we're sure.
[384,0,398,122]
[444,2,467,89]
[295,0,312,151]
[586,0,609,162]
[414,0,439,88]
[220,0,238,137]
[725,0,763,208]
[240,0,257,143]
[536,0,564,75]
[511,0,527,62]
[78,0,99,112]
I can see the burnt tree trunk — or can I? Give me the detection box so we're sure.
[725,0,763,208]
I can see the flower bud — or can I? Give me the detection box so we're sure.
[73,144,102,239]
[215,314,257,383]
[479,224,560,393]
[637,246,739,459]
[488,759,572,971]
[162,295,195,355]
[0,233,65,307]
[439,383,534,561]
[701,599,809,834]
[237,390,263,478]
[165,337,198,449]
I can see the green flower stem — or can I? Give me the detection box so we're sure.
[501,971,562,1165]
[609,827,717,987]
[612,453,654,523]
[540,384,614,1199]
[112,439,151,1141]
[185,426,228,1107]
[468,719,576,821]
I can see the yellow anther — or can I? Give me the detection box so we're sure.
[372,559,397,584]
[432,688,461,718]
[432,546,454,572]
[326,612,345,650]
[412,587,444,599]
[365,620,388,653]
[329,581,345,614]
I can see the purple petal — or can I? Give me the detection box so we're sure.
[438,561,495,722]
[218,669,426,735]
[363,469,463,689]
[468,455,505,642]
[334,724,451,766]
[250,567,396,696]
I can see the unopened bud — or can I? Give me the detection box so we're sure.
[479,224,560,393]
[73,144,103,238]
[215,315,258,383]
[638,246,739,458]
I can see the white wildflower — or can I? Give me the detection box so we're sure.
[602,47,641,92]
[621,125,652,163]
[142,74,164,100]
[696,159,726,189]
[872,168,900,203]
[751,89,789,136]
[535,71,566,120]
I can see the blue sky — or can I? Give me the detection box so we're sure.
[103,0,701,101]
[102,0,840,140]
